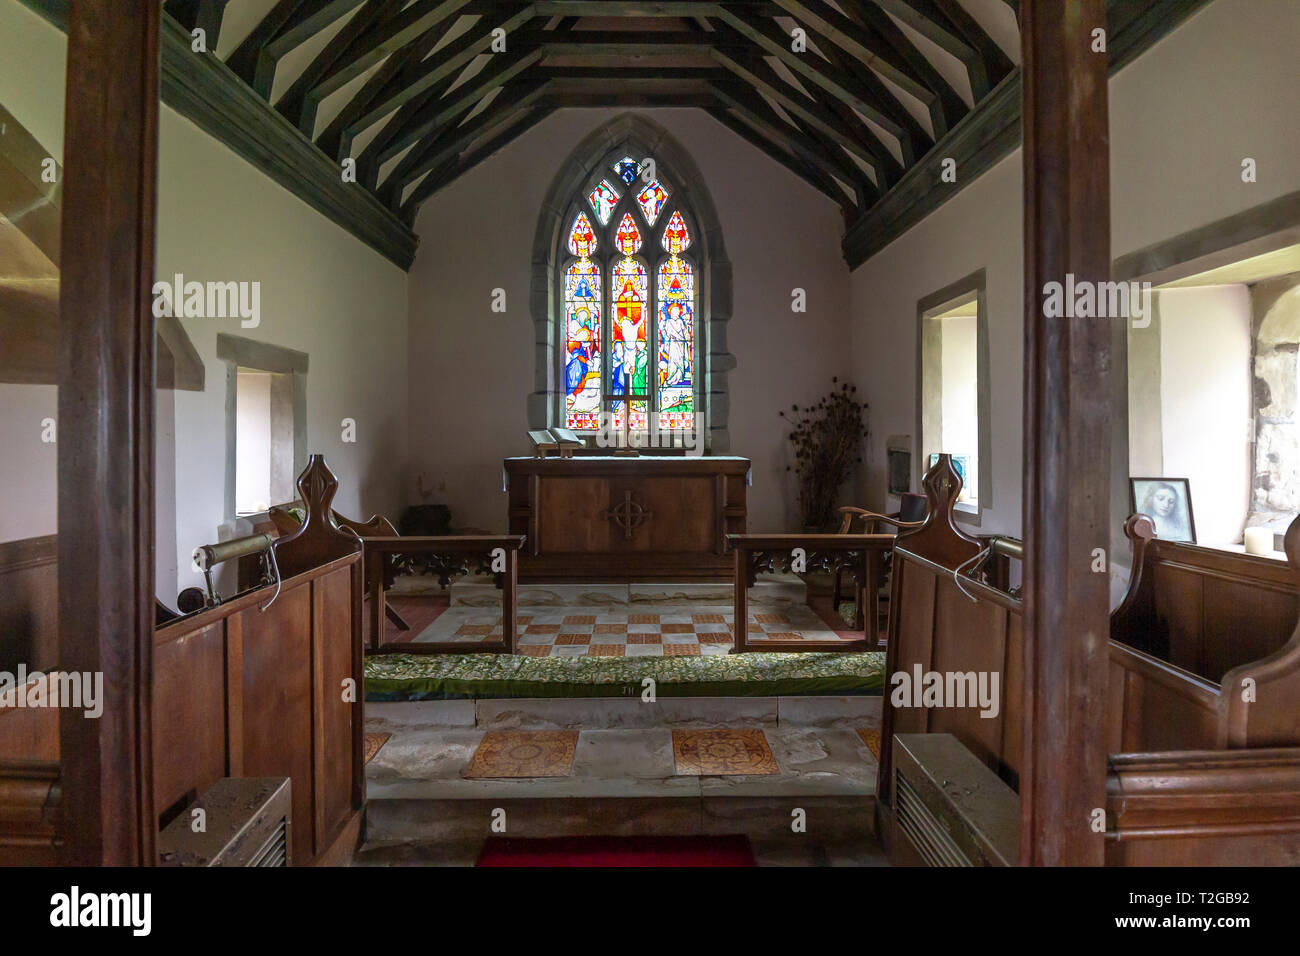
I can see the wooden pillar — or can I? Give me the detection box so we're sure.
[58,1,161,865]
[1019,0,1111,866]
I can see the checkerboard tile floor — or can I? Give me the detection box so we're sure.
[408,603,858,656]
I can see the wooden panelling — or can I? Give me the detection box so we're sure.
[0,535,58,676]
[237,584,314,864]
[508,457,749,580]
[1106,749,1300,866]
[152,622,227,815]
[538,478,611,552]
[313,565,356,847]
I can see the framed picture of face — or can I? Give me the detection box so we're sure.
[1130,477,1196,543]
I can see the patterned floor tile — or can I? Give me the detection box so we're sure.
[759,632,806,641]
[364,732,391,764]
[754,613,789,624]
[563,615,596,625]
[517,645,550,657]
[465,731,579,778]
[698,633,732,644]
[524,624,560,634]
[593,623,627,634]
[672,729,779,776]
[627,633,661,644]
[587,644,625,657]
[663,644,701,656]
[856,728,882,760]
[692,613,725,624]
[628,613,660,624]
[455,624,493,636]
[555,633,591,645]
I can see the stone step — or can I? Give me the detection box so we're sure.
[366,694,881,731]
[361,793,875,847]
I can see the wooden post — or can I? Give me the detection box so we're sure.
[57,0,161,865]
[732,544,749,653]
[1020,0,1112,866]
[502,548,518,654]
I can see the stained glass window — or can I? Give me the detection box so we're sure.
[612,157,641,186]
[610,213,648,430]
[657,211,695,431]
[636,180,669,226]
[564,212,601,430]
[587,179,620,226]
[558,167,698,443]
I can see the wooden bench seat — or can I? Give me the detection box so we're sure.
[878,454,1300,866]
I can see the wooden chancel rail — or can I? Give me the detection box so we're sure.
[1,455,367,866]
[878,456,1300,866]
[725,533,892,652]
[363,534,525,654]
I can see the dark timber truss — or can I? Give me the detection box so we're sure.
[24,0,1209,269]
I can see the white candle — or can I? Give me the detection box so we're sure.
[1244,527,1272,556]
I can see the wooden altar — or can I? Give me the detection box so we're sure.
[504,456,750,581]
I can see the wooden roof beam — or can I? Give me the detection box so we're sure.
[710,81,863,212]
[380,79,553,206]
[400,105,557,220]
[704,106,851,216]
[324,6,541,159]
[835,0,969,135]
[714,6,932,163]
[275,0,405,135]
[375,45,548,170]
[226,0,367,98]
[163,0,232,51]
[770,0,963,137]
[310,0,479,105]
[708,34,902,187]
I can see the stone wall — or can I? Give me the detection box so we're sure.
[1249,273,1300,533]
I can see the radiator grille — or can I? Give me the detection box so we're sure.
[896,773,972,866]
[248,818,288,868]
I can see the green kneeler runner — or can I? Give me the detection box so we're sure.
[365,651,885,701]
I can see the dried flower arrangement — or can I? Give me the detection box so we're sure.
[780,378,869,530]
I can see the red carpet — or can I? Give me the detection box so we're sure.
[476,835,756,867]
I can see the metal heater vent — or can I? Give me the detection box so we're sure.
[159,777,293,867]
[892,733,1019,867]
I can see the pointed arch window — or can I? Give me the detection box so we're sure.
[559,157,700,440]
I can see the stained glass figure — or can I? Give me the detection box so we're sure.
[661,209,691,254]
[587,179,621,226]
[612,157,642,186]
[564,213,601,429]
[610,257,648,404]
[656,248,695,431]
[614,213,642,255]
[567,211,597,256]
[636,180,669,226]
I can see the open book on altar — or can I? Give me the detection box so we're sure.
[528,428,584,457]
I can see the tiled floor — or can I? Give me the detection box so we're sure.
[671,729,780,776]
[465,731,580,778]
[407,603,860,656]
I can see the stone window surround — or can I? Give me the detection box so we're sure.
[215,333,308,523]
[915,268,993,527]
[529,113,734,452]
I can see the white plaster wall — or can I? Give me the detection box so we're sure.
[235,371,273,513]
[849,0,1300,536]
[1156,286,1252,546]
[407,108,849,532]
[0,2,410,603]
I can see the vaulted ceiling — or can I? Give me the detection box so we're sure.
[175,0,1022,220]
[25,0,1207,269]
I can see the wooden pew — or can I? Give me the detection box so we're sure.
[1,455,366,866]
[878,455,1300,865]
